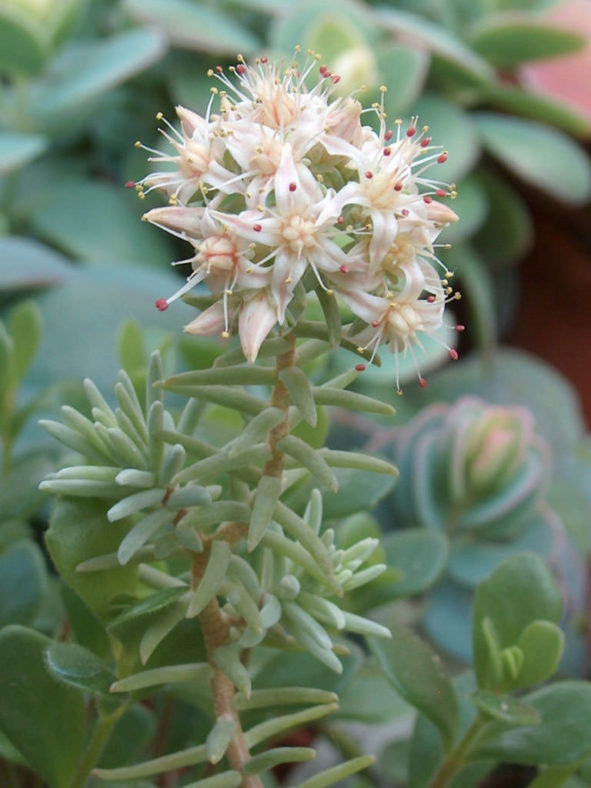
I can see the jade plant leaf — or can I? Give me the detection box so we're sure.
[45,497,139,620]
[473,681,591,766]
[0,4,49,75]
[0,541,48,627]
[412,93,481,182]
[473,553,563,691]
[378,44,429,116]
[471,170,533,270]
[469,14,585,68]
[474,113,591,205]
[0,131,48,175]
[124,0,260,54]
[438,174,489,245]
[370,621,459,752]
[0,236,72,294]
[0,626,86,788]
[45,642,117,696]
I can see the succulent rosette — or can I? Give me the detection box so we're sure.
[133,51,460,388]
[389,396,556,588]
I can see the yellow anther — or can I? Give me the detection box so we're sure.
[225,289,233,295]
[395,118,403,125]
[221,331,230,339]
[325,289,333,295]
[356,347,365,353]
[237,53,244,62]
[379,85,387,93]
[210,87,219,94]
[134,140,142,148]
[155,111,163,120]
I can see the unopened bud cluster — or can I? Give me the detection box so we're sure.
[135,51,460,388]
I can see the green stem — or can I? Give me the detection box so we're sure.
[429,715,486,788]
[69,706,127,788]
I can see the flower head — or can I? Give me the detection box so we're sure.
[138,50,460,375]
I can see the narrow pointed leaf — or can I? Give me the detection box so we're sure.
[319,449,398,476]
[228,408,285,457]
[175,445,270,484]
[279,366,317,426]
[248,474,281,551]
[244,747,315,775]
[187,540,231,617]
[158,384,267,416]
[117,508,172,565]
[279,436,337,491]
[315,287,341,348]
[92,744,207,779]
[107,488,165,522]
[110,663,212,693]
[244,703,338,749]
[295,755,375,788]
[206,718,236,764]
[163,366,276,387]
[311,387,395,415]
[165,485,211,510]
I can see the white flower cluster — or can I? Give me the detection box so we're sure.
[136,51,461,387]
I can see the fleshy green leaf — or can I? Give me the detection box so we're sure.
[370,622,459,752]
[248,474,281,552]
[378,43,429,116]
[0,5,49,75]
[373,7,494,87]
[45,498,139,620]
[473,681,591,766]
[412,93,481,182]
[0,131,48,175]
[473,553,562,691]
[0,541,47,627]
[8,299,42,384]
[469,14,585,68]
[295,755,375,788]
[438,174,489,245]
[0,236,71,294]
[472,689,540,725]
[29,29,167,132]
[472,170,533,269]
[187,540,231,617]
[45,642,116,696]
[124,0,259,54]
[0,626,86,788]
[31,179,172,265]
[474,112,591,205]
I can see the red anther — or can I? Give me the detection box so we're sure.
[215,65,223,73]
[394,182,403,191]
[436,189,447,197]
[420,137,431,148]
[406,126,416,137]
[339,264,349,273]
[427,295,436,303]
[253,223,262,232]
[125,181,135,189]
[437,153,448,164]
[383,147,391,156]
[385,129,393,141]
[423,196,433,204]
[319,64,328,74]
[236,64,246,75]
[365,171,373,179]
[332,74,341,84]
[401,208,409,216]
[289,182,297,192]
[371,320,380,327]
[455,324,465,332]
[419,377,427,389]
[155,298,169,312]
[355,363,366,372]
[260,56,268,64]
[449,348,459,360]
[337,215,344,223]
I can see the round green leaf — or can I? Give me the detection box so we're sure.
[373,7,494,87]
[0,4,49,75]
[438,175,489,245]
[378,44,429,116]
[383,529,448,597]
[31,179,173,266]
[0,131,48,176]
[0,625,86,788]
[0,541,48,627]
[0,236,71,294]
[472,689,540,725]
[482,83,591,138]
[124,0,259,55]
[336,664,412,723]
[45,498,139,620]
[474,112,591,204]
[423,580,474,663]
[45,642,116,696]
[27,264,194,393]
[413,93,481,182]
[29,29,167,132]
[469,14,585,68]
[474,681,591,766]
[514,620,564,690]
[472,170,533,269]
[370,621,459,752]
[473,553,562,691]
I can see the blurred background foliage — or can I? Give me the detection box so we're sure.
[1,0,591,785]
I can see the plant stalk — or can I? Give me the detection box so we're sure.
[429,715,485,788]
[69,705,128,788]
[262,333,296,478]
